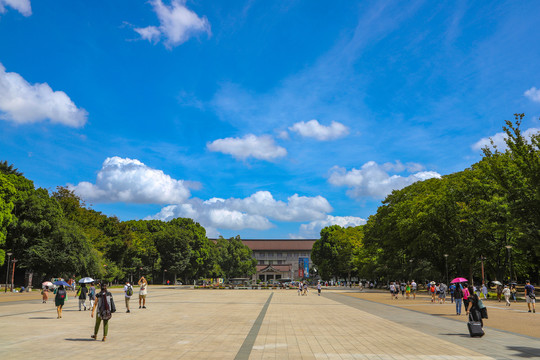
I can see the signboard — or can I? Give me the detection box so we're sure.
[298,257,309,278]
[303,257,309,278]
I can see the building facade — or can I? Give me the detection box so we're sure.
[241,239,316,282]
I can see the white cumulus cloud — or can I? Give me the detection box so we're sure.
[472,127,540,151]
[207,134,287,161]
[289,119,349,141]
[0,63,87,127]
[524,87,540,103]
[149,191,332,236]
[328,161,441,199]
[293,215,367,239]
[0,0,31,16]
[69,157,196,204]
[134,0,211,48]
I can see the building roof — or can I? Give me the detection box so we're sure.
[256,264,292,272]
[242,239,316,251]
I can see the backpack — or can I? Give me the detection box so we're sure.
[126,285,133,297]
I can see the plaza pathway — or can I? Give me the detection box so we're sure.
[1,287,539,359]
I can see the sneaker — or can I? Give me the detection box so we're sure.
[529,310,532,312]
[534,309,536,313]
[127,310,130,313]
[142,306,146,309]
[139,306,141,309]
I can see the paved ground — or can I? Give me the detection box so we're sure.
[1,287,539,359]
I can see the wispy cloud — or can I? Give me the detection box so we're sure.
[0,63,87,127]
[524,87,540,103]
[289,119,349,141]
[472,127,540,151]
[149,191,332,237]
[0,0,31,16]
[328,161,441,199]
[134,0,211,48]
[207,134,286,161]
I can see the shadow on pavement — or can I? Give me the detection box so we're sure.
[65,338,95,342]
[29,317,55,319]
[440,333,470,338]
[506,346,540,358]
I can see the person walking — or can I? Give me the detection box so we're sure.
[454,284,463,315]
[91,284,116,341]
[502,285,511,306]
[54,285,67,319]
[298,282,302,296]
[124,281,133,313]
[449,283,456,303]
[138,276,148,309]
[77,283,88,311]
[389,282,396,299]
[438,283,447,304]
[405,282,411,299]
[462,283,470,312]
[511,284,517,303]
[481,284,488,299]
[400,282,405,297]
[41,286,49,303]
[466,285,485,328]
[429,283,436,303]
[524,280,536,313]
[411,280,417,299]
[88,282,96,310]
[496,284,503,302]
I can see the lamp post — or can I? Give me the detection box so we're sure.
[4,252,12,293]
[163,269,167,284]
[444,254,449,285]
[409,259,413,279]
[10,258,17,292]
[505,245,513,282]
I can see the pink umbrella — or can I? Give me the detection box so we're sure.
[450,277,468,283]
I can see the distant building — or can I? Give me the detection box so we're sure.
[241,239,317,282]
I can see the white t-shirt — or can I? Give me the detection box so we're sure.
[139,283,148,295]
[411,282,417,290]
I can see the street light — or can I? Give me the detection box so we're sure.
[444,254,449,286]
[4,252,12,293]
[505,245,513,282]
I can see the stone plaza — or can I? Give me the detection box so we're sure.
[1,287,539,359]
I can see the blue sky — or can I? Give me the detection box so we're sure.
[1,0,540,239]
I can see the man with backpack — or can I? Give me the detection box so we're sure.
[124,281,133,313]
[77,283,88,311]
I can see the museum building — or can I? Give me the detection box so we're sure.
[241,239,317,282]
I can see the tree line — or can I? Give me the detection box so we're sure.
[0,167,256,286]
[312,115,540,284]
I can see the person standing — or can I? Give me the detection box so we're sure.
[405,282,411,299]
[54,285,67,319]
[454,284,463,315]
[438,283,447,304]
[317,281,321,296]
[411,280,417,299]
[41,286,49,303]
[389,282,396,299]
[511,284,517,303]
[524,280,536,313]
[138,276,148,309]
[298,282,302,296]
[91,284,116,341]
[429,283,436,303]
[497,284,503,302]
[77,283,88,311]
[124,281,133,313]
[502,285,511,306]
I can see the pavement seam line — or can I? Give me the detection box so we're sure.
[234,292,274,360]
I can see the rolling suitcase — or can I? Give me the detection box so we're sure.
[467,313,484,337]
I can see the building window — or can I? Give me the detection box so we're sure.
[267,252,273,258]
[277,252,282,257]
